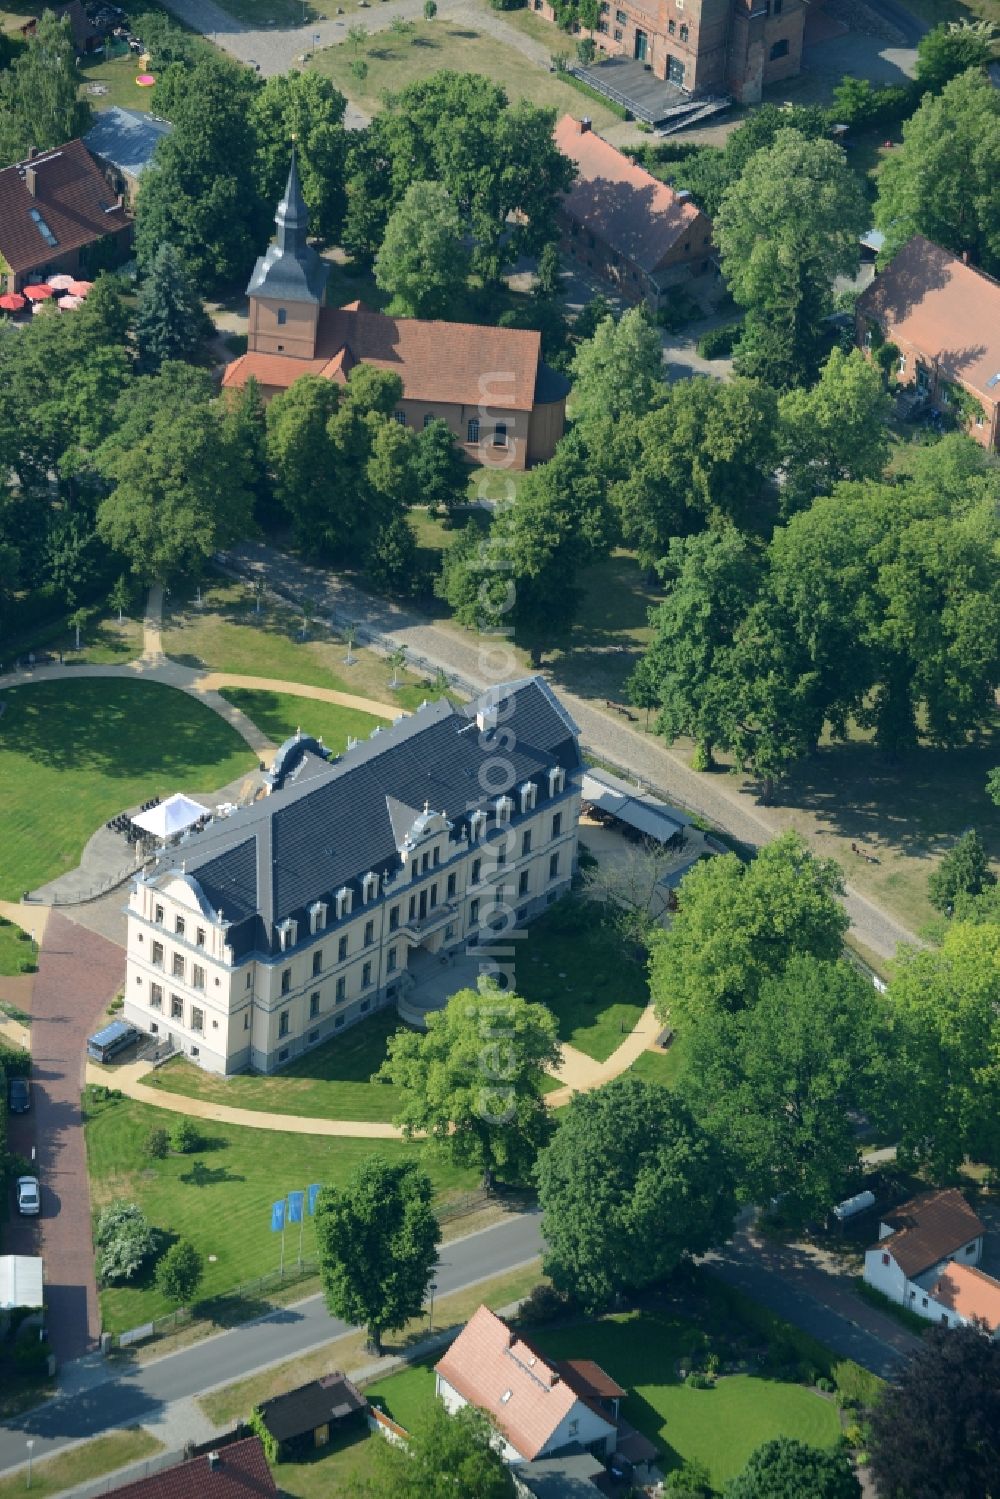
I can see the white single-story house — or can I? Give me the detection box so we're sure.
[862,1188,1000,1332]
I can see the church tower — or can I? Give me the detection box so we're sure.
[246,150,330,361]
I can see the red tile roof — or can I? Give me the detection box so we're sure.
[858,235,1000,404]
[101,1438,277,1499]
[876,1189,986,1278]
[0,139,130,275]
[929,1263,1000,1331]
[223,305,543,410]
[557,1358,627,1403]
[554,115,704,275]
[435,1305,615,1461]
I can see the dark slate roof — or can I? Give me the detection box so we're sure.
[84,107,172,180]
[535,361,572,406]
[246,150,329,305]
[259,1373,367,1442]
[154,678,580,956]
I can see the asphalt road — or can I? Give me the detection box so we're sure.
[0,1212,544,1474]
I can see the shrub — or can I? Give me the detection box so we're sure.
[95,1200,158,1283]
[685,1371,714,1389]
[155,1239,204,1306]
[817,1375,836,1393]
[833,1358,885,1410]
[170,1117,202,1153]
[146,1127,170,1160]
[517,1282,574,1326]
[697,321,742,360]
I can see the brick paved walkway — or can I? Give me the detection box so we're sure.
[25,913,125,1362]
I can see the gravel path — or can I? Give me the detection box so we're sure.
[226,540,920,963]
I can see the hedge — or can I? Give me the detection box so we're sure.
[697,321,742,359]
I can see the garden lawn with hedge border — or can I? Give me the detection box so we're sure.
[85,1093,478,1332]
[0,681,256,900]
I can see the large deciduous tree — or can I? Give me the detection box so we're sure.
[875,69,1000,274]
[649,831,848,1029]
[868,1324,1000,1499]
[411,417,469,514]
[377,979,560,1189]
[375,180,470,318]
[777,347,891,515]
[0,12,91,164]
[315,1154,439,1355]
[346,1403,514,1499]
[715,130,868,387]
[927,829,996,914]
[914,21,994,96]
[536,1075,735,1313]
[569,306,664,430]
[250,70,348,245]
[726,1438,861,1499]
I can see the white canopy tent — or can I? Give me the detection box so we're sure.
[132,793,205,841]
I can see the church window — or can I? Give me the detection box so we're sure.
[277,308,287,326]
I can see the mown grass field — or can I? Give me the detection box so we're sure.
[218,687,388,753]
[145,1009,405,1124]
[86,1094,478,1331]
[0,917,36,977]
[0,1430,162,1499]
[0,681,256,899]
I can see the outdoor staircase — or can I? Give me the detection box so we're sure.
[654,96,733,134]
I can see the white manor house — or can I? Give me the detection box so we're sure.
[123,678,582,1074]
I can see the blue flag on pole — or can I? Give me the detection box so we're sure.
[307,1183,321,1216]
[270,1198,286,1232]
[287,1190,305,1225]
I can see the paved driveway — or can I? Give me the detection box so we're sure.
[12,914,126,1364]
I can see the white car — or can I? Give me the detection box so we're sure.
[16,1176,40,1216]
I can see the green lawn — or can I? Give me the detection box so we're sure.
[0,1430,163,1499]
[0,680,256,899]
[218,687,387,753]
[629,1038,686,1089]
[268,1428,374,1497]
[516,901,648,1062]
[144,1008,405,1123]
[365,1360,437,1434]
[4,609,141,667]
[0,917,36,977]
[86,1094,478,1332]
[310,20,620,130]
[78,52,158,113]
[533,1309,842,1487]
[163,578,442,711]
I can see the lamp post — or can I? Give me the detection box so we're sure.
[26,1438,34,1488]
[428,1280,438,1333]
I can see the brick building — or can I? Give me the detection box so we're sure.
[0,139,131,294]
[534,0,804,103]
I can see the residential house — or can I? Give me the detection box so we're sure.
[435,1305,659,1486]
[257,1372,367,1456]
[222,155,568,469]
[22,1,102,54]
[553,115,713,308]
[856,234,1000,450]
[123,677,582,1075]
[96,1437,277,1499]
[863,1188,997,1331]
[84,106,173,208]
[532,0,804,103]
[0,139,131,294]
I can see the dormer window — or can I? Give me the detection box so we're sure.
[519,781,537,814]
[496,795,514,823]
[548,766,565,796]
[470,809,487,840]
[362,871,379,904]
[309,901,327,935]
[335,886,353,920]
[277,918,297,951]
[277,308,287,326]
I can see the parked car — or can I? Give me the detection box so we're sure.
[7,1076,30,1113]
[16,1176,40,1216]
[86,1020,138,1064]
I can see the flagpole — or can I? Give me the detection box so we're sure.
[280,1211,286,1279]
[298,1186,305,1268]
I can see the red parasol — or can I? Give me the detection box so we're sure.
[22,283,55,301]
[68,280,93,297]
[0,293,26,312]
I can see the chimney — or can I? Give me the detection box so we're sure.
[579,116,592,134]
[207,1451,221,1469]
[26,146,37,161]
[962,250,969,265]
[25,166,37,198]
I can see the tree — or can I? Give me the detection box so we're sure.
[928,830,996,914]
[108,575,131,623]
[569,306,664,430]
[135,243,210,373]
[868,1324,1000,1499]
[680,956,890,1221]
[95,364,254,583]
[535,241,560,297]
[375,180,470,318]
[377,979,560,1188]
[411,417,468,515]
[915,21,994,96]
[367,514,420,595]
[222,376,273,527]
[314,1154,438,1354]
[875,70,1000,275]
[346,1402,513,1499]
[665,1462,714,1499]
[0,12,91,164]
[777,347,891,515]
[349,58,369,86]
[715,130,868,387]
[95,1200,158,1284]
[134,54,266,292]
[423,0,438,16]
[155,1239,203,1305]
[649,831,848,1028]
[250,70,348,246]
[537,1076,735,1313]
[266,375,342,550]
[988,768,1000,808]
[726,1438,861,1499]
[638,528,763,767]
[888,921,1000,1176]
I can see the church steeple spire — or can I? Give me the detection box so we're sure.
[273,148,311,260]
[245,146,330,308]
